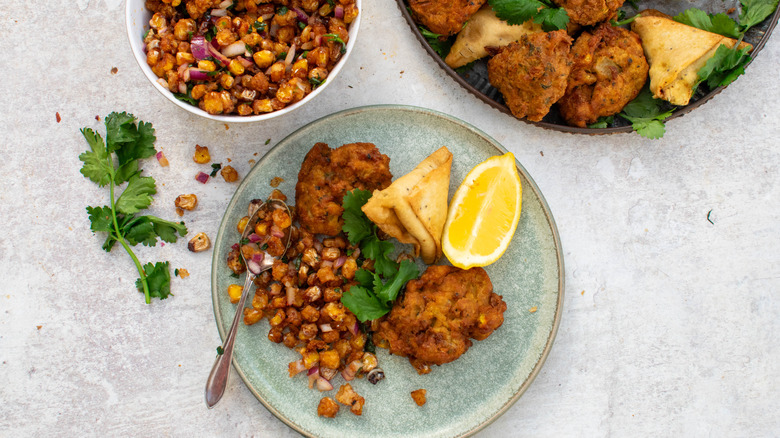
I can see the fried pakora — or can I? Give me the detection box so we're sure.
[409,0,487,36]
[376,265,506,373]
[557,23,648,127]
[295,142,392,236]
[554,0,624,26]
[487,30,573,122]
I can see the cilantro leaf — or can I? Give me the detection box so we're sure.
[489,0,569,31]
[115,176,157,215]
[375,260,419,305]
[79,128,113,187]
[86,206,114,232]
[135,261,172,300]
[341,286,390,322]
[588,116,614,129]
[699,44,752,88]
[363,238,398,278]
[740,0,779,31]
[619,87,675,139]
[418,26,453,57]
[81,112,186,303]
[354,269,375,288]
[674,9,741,38]
[104,112,138,153]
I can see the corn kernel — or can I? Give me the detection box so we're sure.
[176,51,195,65]
[237,216,250,234]
[193,144,211,163]
[197,60,217,72]
[191,84,207,100]
[227,284,243,303]
[229,59,246,77]
[320,350,340,370]
[302,350,320,369]
[220,73,234,89]
[254,222,268,236]
[270,309,286,326]
[253,99,273,113]
[243,308,262,325]
[149,13,167,30]
[253,50,275,69]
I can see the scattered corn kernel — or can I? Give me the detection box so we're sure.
[227,284,243,303]
[187,232,211,252]
[175,194,198,210]
[193,144,211,163]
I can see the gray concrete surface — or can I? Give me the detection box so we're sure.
[1,0,778,437]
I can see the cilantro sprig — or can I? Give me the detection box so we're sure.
[489,0,569,31]
[618,87,675,140]
[80,112,188,303]
[339,189,420,321]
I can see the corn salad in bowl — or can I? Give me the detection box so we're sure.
[126,0,360,122]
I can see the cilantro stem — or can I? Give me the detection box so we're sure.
[107,158,151,304]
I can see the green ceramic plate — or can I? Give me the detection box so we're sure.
[211,105,564,438]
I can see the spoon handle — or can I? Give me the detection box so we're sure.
[204,271,256,408]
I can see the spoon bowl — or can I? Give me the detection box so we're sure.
[205,198,292,408]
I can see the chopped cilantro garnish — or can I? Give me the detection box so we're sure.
[418,26,453,58]
[253,21,267,32]
[488,0,569,31]
[80,112,187,303]
[324,33,347,54]
[278,6,289,15]
[309,77,324,87]
[588,116,614,129]
[210,163,222,177]
[618,87,675,140]
[216,346,224,355]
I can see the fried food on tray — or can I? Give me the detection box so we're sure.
[554,0,624,26]
[445,5,542,69]
[631,13,753,106]
[295,142,392,236]
[487,30,573,122]
[362,146,452,264]
[376,265,507,373]
[558,23,648,127]
[409,0,487,36]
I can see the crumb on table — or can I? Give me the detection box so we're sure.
[411,388,427,406]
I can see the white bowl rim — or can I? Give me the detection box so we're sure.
[125,0,362,123]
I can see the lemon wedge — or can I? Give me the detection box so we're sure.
[442,152,522,269]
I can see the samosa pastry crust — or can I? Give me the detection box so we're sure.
[445,5,542,69]
[632,15,752,106]
[362,146,453,264]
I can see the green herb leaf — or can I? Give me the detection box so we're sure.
[278,6,289,15]
[210,162,222,177]
[79,128,113,187]
[699,44,752,88]
[489,0,569,31]
[619,86,675,139]
[588,116,614,129]
[324,33,347,54]
[362,238,398,278]
[135,261,172,300]
[86,206,114,233]
[115,175,157,215]
[673,9,741,38]
[740,0,779,31]
[374,260,419,305]
[341,286,390,322]
[342,189,374,244]
[418,26,453,57]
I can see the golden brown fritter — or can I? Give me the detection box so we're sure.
[295,142,392,236]
[554,0,624,26]
[487,30,573,122]
[376,265,506,373]
[558,23,648,127]
[409,0,487,36]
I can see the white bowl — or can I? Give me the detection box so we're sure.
[125,0,361,122]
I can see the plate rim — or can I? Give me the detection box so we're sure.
[394,0,780,135]
[210,104,566,437]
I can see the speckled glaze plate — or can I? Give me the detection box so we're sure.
[211,105,564,437]
[396,0,780,134]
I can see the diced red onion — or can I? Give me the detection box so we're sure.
[320,367,338,380]
[221,41,247,58]
[247,259,261,275]
[293,7,309,22]
[320,260,333,268]
[314,34,323,46]
[261,13,275,21]
[270,225,285,238]
[231,243,239,251]
[191,35,210,60]
[307,366,320,376]
[286,286,296,306]
[307,367,319,388]
[248,233,262,243]
[269,22,280,38]
[210,8,228,17]
[352,248,360,259]
[289,359,306,377]
[349,321,359,336]
[333,256,346,269]
[195,172,209,183]
[208,43,231,66]
[252,253,264,263]
[300,41,314,51]
[236,56,253,68]
[334,5,344,19]
[189,68,210,81]
[156,78,169,88]
[319,323,333,332]
[218,0,233,8]
[313,240,323,252]
[315,377,333,392]
[177,62,189,77]
[341,360,362,381]
[155,151,169,167]
[178,82,187,94]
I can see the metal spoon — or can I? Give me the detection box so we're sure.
[205,198,293,408]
